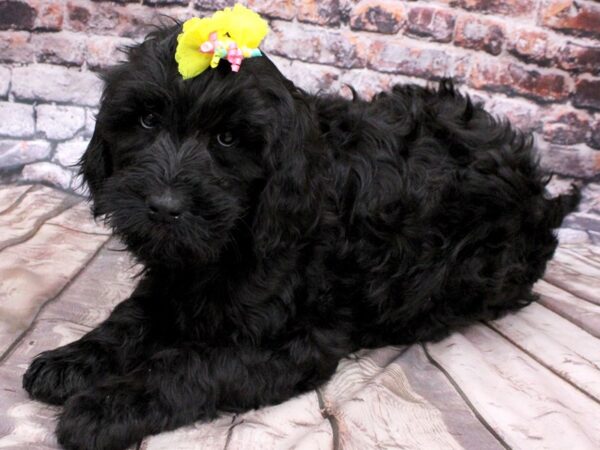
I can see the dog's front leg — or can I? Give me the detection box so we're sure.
[22,295,150,405]
[55,332,347,450]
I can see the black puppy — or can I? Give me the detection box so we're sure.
[23,24,578,450]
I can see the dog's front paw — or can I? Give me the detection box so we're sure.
[57,383,151,450]
[23,348,98,405]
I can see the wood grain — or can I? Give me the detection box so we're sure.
[0,214,108,356]
[318,346,465,450]
[46,202,111,236]
[141,392,330,450]
[544,245,600,306]
[0,184,33,214]
[426,325,600,449]
[0,320,90,450]
[41,241,138,328]
[0,186,80,251]
[535,279,600,338]
[489,302,600,402]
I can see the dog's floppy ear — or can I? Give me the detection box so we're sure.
[79,124,111,202]
[252,87,324,255]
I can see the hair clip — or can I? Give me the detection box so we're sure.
[175,3,269,79]
[199,31,262,72]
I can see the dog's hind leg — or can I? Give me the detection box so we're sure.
[22,295,150,405]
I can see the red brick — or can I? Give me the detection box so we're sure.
[339,70,392,100]
[85,35,137,70]
[244,0,295,20]
[0,0,63,31]
[30,32,85,66]
[298,0,340,26]
[349,0,406,34]
[262,21,366,69]
[507,29,551,65]
[279,61,340,93]
[0,1,35,30]
[487,97,541,131]
[368,40,454,80]
[67,3,91,24]
[65,1,169,38]
[557,41,600,75]
[0,31,33,63]
[573,77,600,111]
[469,57,570,102]
[450,0,531,17]
[454,15,505,55]
[542,106,590,145]
[539,144,600,178]
[588,117,600,149]
[406,6,456,43]
[144,0,189,5]
[32,0,64,30]
[193,0,235,12]
[453,54,473,82]
[540,0,600,39]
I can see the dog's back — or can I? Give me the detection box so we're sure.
[314,80,579,346]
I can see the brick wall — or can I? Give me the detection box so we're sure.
[0,0,599,193]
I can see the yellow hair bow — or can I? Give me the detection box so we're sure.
[175,4,269,80]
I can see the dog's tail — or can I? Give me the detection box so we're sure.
[544,184,581,229]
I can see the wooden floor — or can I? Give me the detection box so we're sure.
[0,183,599,450]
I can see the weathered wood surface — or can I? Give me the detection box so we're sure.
[0,185,33,214]
[0,183,598,450]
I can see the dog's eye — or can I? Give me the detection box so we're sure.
[216,132,236,148]
[140,113,158,129]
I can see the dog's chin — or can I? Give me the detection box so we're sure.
[101,211,230,267]
[119,226,224,267]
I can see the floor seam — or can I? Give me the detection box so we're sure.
[535,300,600,341]
[484,322,600,405]
[0,197,83,253]
[45,221,111,237]
[421,343,511,450]
[535,299,600,340]
[0,239,111,365]
[315,388,339,450]
[542,276,600,307]
[0,185,38,215]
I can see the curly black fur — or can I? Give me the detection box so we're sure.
[23,25,579,450]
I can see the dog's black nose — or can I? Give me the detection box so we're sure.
[147,191,184,221]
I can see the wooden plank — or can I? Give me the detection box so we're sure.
[46,202,111,236]
[490,302,600,402]
[0,319,89,450]
[0,186,80,251]
[583,243,600,259]
[0,221,108,356]
[544,251,600,306]
[394,346,504,449]
[140,415,235,450]
[535,280,600,338]
[552,245,600,276]
[0,184,34,214]
[41,241,138,328]
[318,346,465,450]
[0,319,138,450]
[426,325,600,449]
[0,243,136,450]
[218,393,329,450]
[141,392,329,450]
